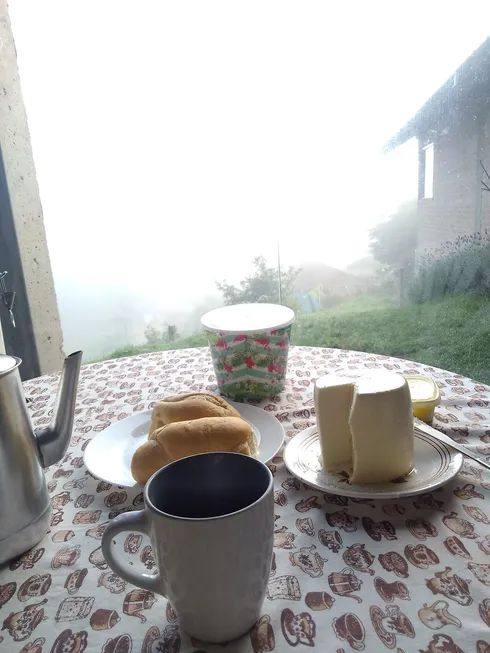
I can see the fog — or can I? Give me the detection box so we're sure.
[8,1,490,359]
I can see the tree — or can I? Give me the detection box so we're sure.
[216,256,300,306]
[369,200,418,269]
[144,323,179,346]
[144,324,161,345]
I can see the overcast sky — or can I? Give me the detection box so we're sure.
[7,1,490,315]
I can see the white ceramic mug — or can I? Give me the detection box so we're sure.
[101,452,274,643]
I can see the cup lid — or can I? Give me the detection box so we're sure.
[201,303,295,334]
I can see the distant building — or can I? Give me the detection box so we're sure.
[294,262,370,297]
[385,38,490,259]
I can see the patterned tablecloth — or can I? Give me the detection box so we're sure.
[2,346,490,653]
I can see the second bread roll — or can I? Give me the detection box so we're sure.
[149,392,240,437]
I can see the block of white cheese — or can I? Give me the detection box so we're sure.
[314,371,414,484]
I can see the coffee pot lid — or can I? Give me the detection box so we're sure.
[0,354,19,374]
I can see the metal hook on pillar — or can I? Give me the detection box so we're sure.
[0,271,16,328]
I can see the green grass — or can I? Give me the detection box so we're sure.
[96,295,490,384]
[293,295,490,383]
[91,332,208,362]
[319,294,396,314]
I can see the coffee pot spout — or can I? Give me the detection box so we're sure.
[36,351,83,468]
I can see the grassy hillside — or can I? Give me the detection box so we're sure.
[97,295,490,384]
[97,331,208,361]
[293,295,490,383]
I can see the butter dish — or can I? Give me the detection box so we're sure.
[404,375,441,423]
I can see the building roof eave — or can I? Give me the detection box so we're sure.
[383,37,490,153]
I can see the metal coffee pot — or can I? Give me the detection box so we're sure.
[0,351,82,565]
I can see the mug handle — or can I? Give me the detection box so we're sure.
[101,510,166,596]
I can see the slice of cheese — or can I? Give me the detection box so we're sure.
[315,371,414,484]
[314,375,354,471]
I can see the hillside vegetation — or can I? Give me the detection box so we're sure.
[99,295,490,384]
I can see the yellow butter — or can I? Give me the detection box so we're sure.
[404,375,441,423]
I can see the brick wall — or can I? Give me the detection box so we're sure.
[416,117,481,262]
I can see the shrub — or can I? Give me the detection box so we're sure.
[408,231,490,304]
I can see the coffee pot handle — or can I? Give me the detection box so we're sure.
[101,510,166,596]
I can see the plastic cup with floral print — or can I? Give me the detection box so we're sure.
[201,303,295,400]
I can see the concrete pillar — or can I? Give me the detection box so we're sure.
[0,0,64,376]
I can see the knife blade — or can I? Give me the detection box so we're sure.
[415,418,490,471]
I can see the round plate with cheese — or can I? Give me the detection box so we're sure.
[284,425,463,499]
[84,401,284,488]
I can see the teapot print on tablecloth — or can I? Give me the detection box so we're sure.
[476,640,490,653]
[289,546,327,578]
[419,633,465,653]
[318,529,343,553]
[442,512,479,539]
[479,598,490,628]
[362,517,397,541]
[328,568,363,603]
[413,493,445,511]
[425,567,473,606]
[406,518,438,541]
[418,600,462,630]
[453,483,484,500]
[296,517,315,536]
[342,543,375,575]
[477,535,490,555]
[17,637,46,653]
[274,526,296,549]
[463,503,490,524]
[326,509,359,532]
[404,544,439,569]
[1,599,47,642]
[468,562,490,586]
[295,496,322,513]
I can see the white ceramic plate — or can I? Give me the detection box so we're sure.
[84,401,284,487]
[283,425,463,499]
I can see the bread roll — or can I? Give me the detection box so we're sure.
[149,392,241,437]
[131,439,167,485]
[131,416,258,484]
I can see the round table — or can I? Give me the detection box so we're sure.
[2,346,490,653]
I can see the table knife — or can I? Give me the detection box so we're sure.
[415,418,490,471]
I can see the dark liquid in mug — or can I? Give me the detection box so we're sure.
[147,452,271,519]
[160,491,262,519]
